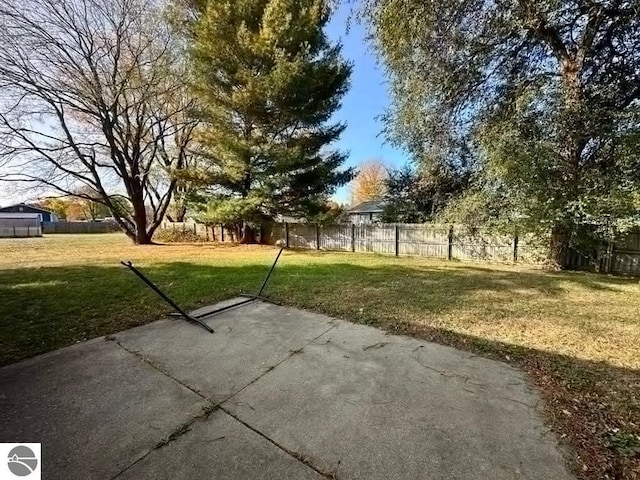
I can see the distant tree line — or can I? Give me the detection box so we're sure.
[36,191,132,222]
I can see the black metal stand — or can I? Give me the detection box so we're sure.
[120,261,214,333]
[122,247,285,331]
[258,247,283,297]
[173,247,285,320]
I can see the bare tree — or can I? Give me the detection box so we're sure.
[350,159,388,205]
[0,0,198,243]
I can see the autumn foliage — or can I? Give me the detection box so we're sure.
[350,160,387,205]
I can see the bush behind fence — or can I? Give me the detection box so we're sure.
[157,221,239,242]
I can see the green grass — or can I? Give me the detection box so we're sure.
[1,233,639,479]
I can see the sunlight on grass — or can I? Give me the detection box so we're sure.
[9,280,68,289]
[1,233,639,370]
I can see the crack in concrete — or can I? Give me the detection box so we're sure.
[415,352,538,409]
[109,320,338,479]
[221,323,337,402]
[113,339,208,400]
[219,406,338,479]
[415,353,469,380]
[362,342,389,351]
[496,395,539,410]
[109,341,220,479]
[110,402,219,480]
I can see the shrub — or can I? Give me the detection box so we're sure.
[153,228,205,243]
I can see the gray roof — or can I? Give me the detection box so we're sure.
[0,202,54,214]
[347,199,385,214]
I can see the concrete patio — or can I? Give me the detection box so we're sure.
[0,298,573,479]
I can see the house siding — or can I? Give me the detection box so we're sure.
[348,212,383,224]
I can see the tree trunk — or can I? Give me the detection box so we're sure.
[129,187,153,244]
[122,225,154,245]
[545,58,583,268]
[549,223,570,269]
[135,228,154,245]
[240,222,256,244]
[560,59,584,189]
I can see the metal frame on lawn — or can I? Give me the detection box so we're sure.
[120,248,284,333]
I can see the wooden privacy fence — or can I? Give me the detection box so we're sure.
[42,221,121,234]
[611,231,640,274]
[262,222,543,263]
[566,231,640,275]
[159,220,640,274]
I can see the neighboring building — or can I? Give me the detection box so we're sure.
[0,203,59,223]
[347,199,385,224]
[0,213,42,237]
[274,214,300,223]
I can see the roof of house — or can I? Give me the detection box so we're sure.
[347,199,385,214]
[0,202,54,214]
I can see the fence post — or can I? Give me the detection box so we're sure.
[395,224,399,256]
[316,223,320,250]
[221,225,225,242]
[448,225,454,260]
[193,224,197,235]
[285,222,290,248]
[513,234,519,263]
[605,239,613,273]
[351,223,355,252]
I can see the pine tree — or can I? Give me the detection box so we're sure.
[188,0,353,241]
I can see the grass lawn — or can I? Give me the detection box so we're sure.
[1,233,639,479]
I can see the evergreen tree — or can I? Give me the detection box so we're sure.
[188,0,353,241]
[381,164,469,223]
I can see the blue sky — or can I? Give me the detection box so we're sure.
[325,3,407,204]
